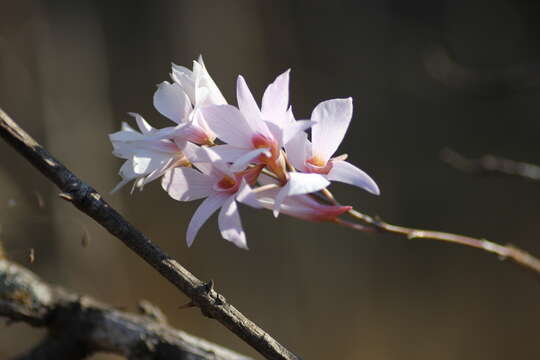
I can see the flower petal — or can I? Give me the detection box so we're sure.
[273,172,330,217]
[110,161,138,194]
[171,64,196,103]
[201,105,254,148]
[132,151,171,175]
[311,98,353,162]
[191,146,233,177]
[283,131,310,171]
[161,167,215,201]
[153,81,192,123]
[218,196,248,249]
[282,120,313,146]
[109,125,142,143]
[128,113,153,134]
[327,160,380,195]
[261,69,290,126]
[186,193,228,247]
[193,56,227,106]
[230,147,271,173]
[236,76,271,137]
[211,144,253,162]
[255,189,351,222]
[236,180,263,209]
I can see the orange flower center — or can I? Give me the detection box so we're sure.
[217,175,237,190]
[307,156,326,167]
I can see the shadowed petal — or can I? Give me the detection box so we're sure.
[218,196,248,249]
[273,172,330,217]
[327,160,380,195]
[111,161,138,194]
[236,180,263,209]
[171,64,196,103]
[153,82,192,123]
[283,120,312,146]
[201,105,254,148]
[311,98,353,162]
[230,147,271,172]
[211,144,253,162]
[186,193,228,247]
[283,131,311,171]
[192,146,233,177]
[161,167,215,201]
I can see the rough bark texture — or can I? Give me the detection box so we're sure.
[0,258,254,360]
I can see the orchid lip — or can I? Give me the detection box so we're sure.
[215,175,238,193]
[251,133,278,160]
[214,166,262,193]
[305,157,333,175]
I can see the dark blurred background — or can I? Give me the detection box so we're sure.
[1,1,540,359]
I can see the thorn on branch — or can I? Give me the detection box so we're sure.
[58,192,74,202]
[178,301,195,310]
[202,279,214,294]
[28,248,35,264]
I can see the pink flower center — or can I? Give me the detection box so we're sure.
[251,134,278,161]
[306,156,333,174]
[215,166,264,194]
[217,175,237,191]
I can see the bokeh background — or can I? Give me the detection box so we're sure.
[1,1,540,359]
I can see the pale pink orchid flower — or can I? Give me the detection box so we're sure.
[161,147,263,249]
[201,70,311,180]
[171,55,227,108]
[285,98,380,195]
[109,113,192,193]
[153,56,226,145]
[237,186,351,223]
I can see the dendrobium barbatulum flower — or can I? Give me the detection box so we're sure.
[109,113,191,193]
[239,187,352,223]
[153,56,226,145]
[285,98,380,195]
[201,70,311,181]
[161,147,262,249]
[109,56,381,249]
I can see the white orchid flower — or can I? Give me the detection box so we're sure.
[161,147,263,249]
[237,186,351,223]
[201,70,311,180]
[109,113,192,193]
[153,56,226,145]
[285,98,380,195]
[171,55,227,108]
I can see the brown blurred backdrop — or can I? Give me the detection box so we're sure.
[1,1,540,359]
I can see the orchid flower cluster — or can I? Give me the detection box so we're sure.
[109,56,380,249]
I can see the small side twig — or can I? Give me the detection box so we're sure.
[441,147,540,181]
[342,209,540,277]
[0,258,253,360]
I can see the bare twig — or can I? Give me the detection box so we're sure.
[0,108,299,360]
[341,209,540,276]
[441,148,540,181]
[0,258,253,360]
